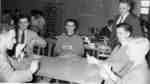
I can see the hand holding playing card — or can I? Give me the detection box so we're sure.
[86,53,99,64]
[15,43,26,58]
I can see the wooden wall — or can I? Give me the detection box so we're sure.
[1,0,120,34]
[58,0,119,34]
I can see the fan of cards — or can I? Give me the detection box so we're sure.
[15,43,26,61]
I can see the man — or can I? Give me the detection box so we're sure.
[30,10,46,37]
[99,19,114,39]
[110,1,143,48]
[54,19,84,57]
[16,14,46,57]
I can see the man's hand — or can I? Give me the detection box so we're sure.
[29,60,39,74]
[15,43,26,58]
[101,63,120,82]
[86,53,99,64]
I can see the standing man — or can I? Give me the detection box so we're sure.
[110,1,144,48]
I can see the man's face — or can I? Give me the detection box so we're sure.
[119,3,130,16]
[31,16,38,26]
[117,27,130,42]
[31,16,45,27]
[65,21,76,35]
[18,18,29,30]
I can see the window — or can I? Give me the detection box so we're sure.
[140,0,150,14]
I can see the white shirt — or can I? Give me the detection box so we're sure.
[126,38,150,66]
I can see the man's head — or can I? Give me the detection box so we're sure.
[116,23,133,42]
[119,1,131,16]
[64,19,79,35]
[17,14,30,30]
[30,10,45,28]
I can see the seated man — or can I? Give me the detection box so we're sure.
[0,24,39,82]
[87,23,150,84]
[15,14,46,57]
[30,10,46,37]
[54,19,84,58]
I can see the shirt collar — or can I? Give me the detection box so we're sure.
[121,12,129,20]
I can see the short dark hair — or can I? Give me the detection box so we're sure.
[30,9,44,17]
[120,0,130,4]
[64,19,79,31]
[16,14,30,24]
[116,23,133,36]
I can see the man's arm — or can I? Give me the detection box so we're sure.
[112,61,134,78]
[30,32,47,48]
[129,16,144,37]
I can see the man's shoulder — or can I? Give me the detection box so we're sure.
[72,34,83,40]
[131,37,149,45]
[26,29,37,34]
[127,14,139,20]
[125,14,141,27]
[26,29,38,38]
[56,33,66,39]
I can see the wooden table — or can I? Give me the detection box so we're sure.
[11,56,103,84]
[37,57,103,84]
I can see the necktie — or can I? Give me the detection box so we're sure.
[116,16,123,25]
[21,31,25,43]
[19,30,25,44]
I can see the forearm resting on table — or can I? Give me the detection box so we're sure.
[112,61,134,78]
